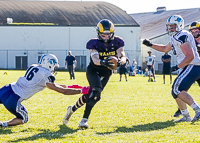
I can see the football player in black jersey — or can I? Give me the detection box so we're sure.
[63,19,126,128]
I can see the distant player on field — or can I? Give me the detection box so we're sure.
[143,15,200,122]
[145,51,156,82]
[161,52,172,84]
[0,54,89,127]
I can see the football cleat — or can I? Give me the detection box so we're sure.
[174,116,191,122]
[78,118,89,128]
[173,108,182,117]
[191,111,200,123]
[63,105,73,125]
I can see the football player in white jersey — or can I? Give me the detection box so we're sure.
[145,51,156,82]
[143,15,200,123]
[0,54,89,127]
[173,21,200,118]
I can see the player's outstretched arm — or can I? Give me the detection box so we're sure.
[46,83,89,95]
[143,39,172,53]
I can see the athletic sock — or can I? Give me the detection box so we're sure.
[190,102,200,112]
[180,109,190,117]
[72,95,87,112]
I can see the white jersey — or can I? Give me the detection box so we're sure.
[145,55,156,66]
[170,30,200,65]
[11,64,55,100]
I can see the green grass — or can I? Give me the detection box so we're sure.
[0,70,200,143]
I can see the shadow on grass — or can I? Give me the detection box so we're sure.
[8,125,78,142]
[97,120,175,135]
[0,127,12,134]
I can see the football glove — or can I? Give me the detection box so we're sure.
[143,39,153,47]
[100,57,113,68]
[171,65,179,72]
[81,86,90,94]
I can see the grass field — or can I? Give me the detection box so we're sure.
[0,70,200,143]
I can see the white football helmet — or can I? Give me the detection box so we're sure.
[166,15,184,36]
[39,54,59,72]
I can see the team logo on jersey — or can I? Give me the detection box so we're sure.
[99,51,116,57]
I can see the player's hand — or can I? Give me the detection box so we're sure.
[171,65,179,72]
[81,86,90,94]
[117,57,126,66]
[100,57,114,68]
[143,39,153,47]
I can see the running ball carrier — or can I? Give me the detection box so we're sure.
[63,19,127,128]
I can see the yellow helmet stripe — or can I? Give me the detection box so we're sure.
[98,23,104,33]
[110,23,114,32]
[196,22,200,28]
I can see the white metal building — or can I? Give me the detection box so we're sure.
[0,1,140,70]
[130,7,200,72]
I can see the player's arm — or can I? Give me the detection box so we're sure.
[74,59,77,68]
[90,49,101,65]
[90,49,113,68]
[116,47,126,65]
[178,42,194,68]
[65,61,67,69]
[162,57,165,62]
[143,39,172,53]
[46,83,82,95]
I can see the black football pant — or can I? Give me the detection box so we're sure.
[83,65,112,119]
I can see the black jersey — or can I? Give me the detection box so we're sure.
[86,36,124,70]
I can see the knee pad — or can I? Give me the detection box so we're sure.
[87,88,101,106]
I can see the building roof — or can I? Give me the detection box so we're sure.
[130,8,200,39]
[0,1,139,26]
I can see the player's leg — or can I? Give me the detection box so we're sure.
[63,93,90,124]
[79,69,111,128]
[170,73,172,84]
[0,86,28,127]
[163,74,165,84]
[125,68,128,81]
[119,68,122,81]
[196,77,200,87]
[147,66,151,82]
[119,75,122,82]
[174,98,191,122]
[68,65,72,79]
[72,66,75,79]
[63,67,92,125]
[152,68,156,82]
[172,65,200,122]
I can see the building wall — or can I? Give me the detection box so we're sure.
[0,26,141,69]
[141,34,178,71]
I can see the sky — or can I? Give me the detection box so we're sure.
[62,0,200,14]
